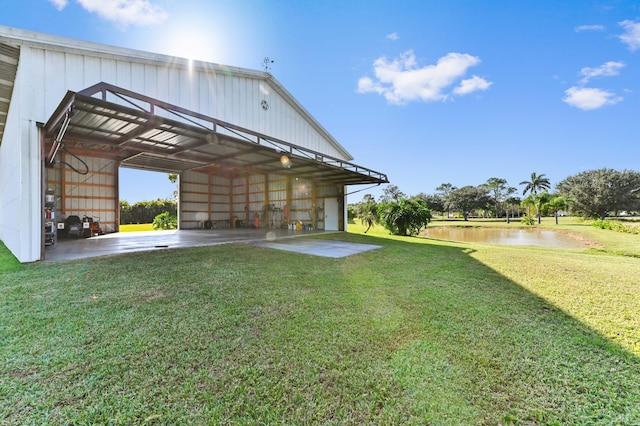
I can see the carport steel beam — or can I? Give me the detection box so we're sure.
[44,82,389,185]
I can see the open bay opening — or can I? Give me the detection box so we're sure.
[119,168,179,229]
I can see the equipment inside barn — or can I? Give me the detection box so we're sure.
[44,188,57,246]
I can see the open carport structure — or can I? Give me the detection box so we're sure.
[0,26,387,262]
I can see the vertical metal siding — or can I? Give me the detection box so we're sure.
[84,56,101,87]
[170,171,337,231]
[100,57,117,89]
[61,155,117,231]
[178,68,191,109]
[180,170,209,228]
[26,48,46,119]
[156,66,169,103]
[44,50,67,115]
[0,66,28,259]
[116,60,131,90]
[143,64,157,99]
[210,175,230,222]
[198,72,209,118]
[26,44,348,160]
[65,54,83,91]
[131,62,145,94]
[167,67,180,107]
[2,40,356,261]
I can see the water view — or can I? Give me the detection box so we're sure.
[422,227,586,248]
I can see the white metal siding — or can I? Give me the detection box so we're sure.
[0,47,43,262]
[0,28,355,261]
[0,73,30,260]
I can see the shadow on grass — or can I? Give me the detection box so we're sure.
[1,234,639,424]
[315,231,640,423]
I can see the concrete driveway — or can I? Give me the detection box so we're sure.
[44,228,381,261]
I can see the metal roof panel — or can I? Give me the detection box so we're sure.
[44,83,388,186]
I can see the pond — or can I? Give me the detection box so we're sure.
[422,227,586,248]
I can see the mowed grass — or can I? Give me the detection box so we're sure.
[1,221,640,424]
[119,223,155,232]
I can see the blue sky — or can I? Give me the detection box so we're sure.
[3,0,640,202]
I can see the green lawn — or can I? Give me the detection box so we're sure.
[119,223,155,232]
[1,221,639,424]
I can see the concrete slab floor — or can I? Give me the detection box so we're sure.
[44,229,380,262]
[254,239,382,258]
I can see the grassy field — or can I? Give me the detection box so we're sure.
[1,219,639,424]
[119,223,155,232]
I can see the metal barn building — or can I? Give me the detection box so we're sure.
[0,26,387,263]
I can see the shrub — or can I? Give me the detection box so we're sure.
[378,198,432,236]
[592,219,640,234]
[152,211,178,230]
[521,216,535,226]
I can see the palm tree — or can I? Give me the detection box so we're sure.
[520,172,551,222]
[533,192,551,224]
[358,194,379,233]
[519,172,551,197]
[546,195,570,225]
[361,209,378,233]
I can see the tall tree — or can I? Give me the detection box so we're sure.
[482,177,515,217]
[545,194,570,225]
[436,183,457,217]
[414,193,445,217]
[379,184,406,203]
[520,172,551,221]
[556,168,640,219]
[504,195,522,221]
[448,186,491,221]
[520,172,551,197]
[523,192,551,224]
[357,194,379,233]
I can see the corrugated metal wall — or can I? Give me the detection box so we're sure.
[45,155,118,233]
[180,170,339,231]
[180,171,210,228]
[20,44,347,159]
[0,53,31,260]
[267,174,288,228]
[1,30,350,261]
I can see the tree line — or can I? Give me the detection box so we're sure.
[349,168,640,235]
[120,199,177,225]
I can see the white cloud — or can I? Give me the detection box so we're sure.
[619,20,640,50]
[75,0,168,26]
[563,87,622,110]
[579,61,625,84]
[48,0,68,10]
[357,77,383,95]
[575,24,605,32]
[453,75,492,95]
[357,50,491,104]
[386,32,399,41]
